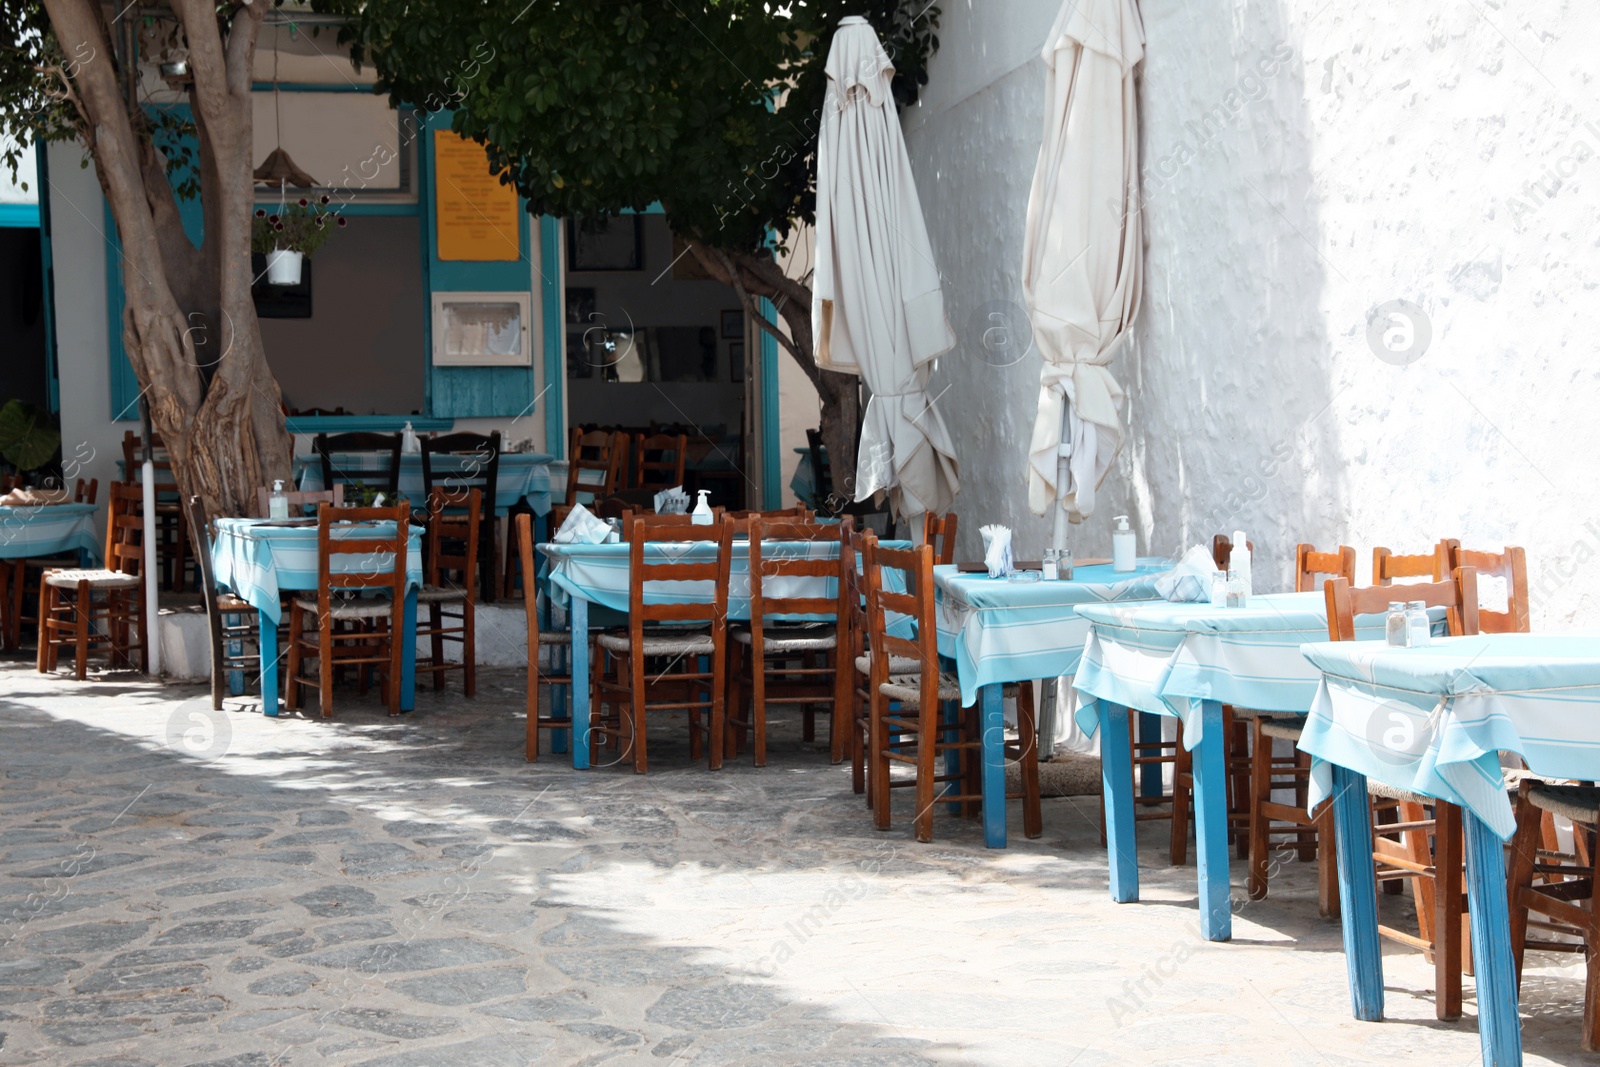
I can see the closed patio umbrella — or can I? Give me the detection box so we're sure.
[1023,0,1144,540]
[813,16,958,519]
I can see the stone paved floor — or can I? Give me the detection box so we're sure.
[0,658,1588,1066]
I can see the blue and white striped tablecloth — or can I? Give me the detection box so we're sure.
[542,539,912,624]
[934,560,1170,707]
[296,452,556,516]
[1300,632,1600,840]
[1073,591,1417,746]
[211,517,424,626]
[0,503,100,561]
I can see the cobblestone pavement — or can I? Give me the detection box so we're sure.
[0,659,1585,1066]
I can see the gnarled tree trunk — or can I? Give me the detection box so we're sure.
[43,0,291,521]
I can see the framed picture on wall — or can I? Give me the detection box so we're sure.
[567,216,643,271]
[720,309,744,339]
[728,341,745,382]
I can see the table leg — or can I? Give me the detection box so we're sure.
[980,683,1006,848]
[1193,699,1232,942]
[224,611,245,697]
[400,587,417,713]
[1138,711,1163,799]
[1330,763,1384,1021]
[570,596,590,769]
[1464,809,1523,1065]
[1099,701,1138,902]
[943,698,962,817]
[259,615,279,717]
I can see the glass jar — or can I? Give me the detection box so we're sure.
[1405,600,1430,648]
[1042,549,1059,581]
[1385,601,1407,647]
[1224,569,1246,608]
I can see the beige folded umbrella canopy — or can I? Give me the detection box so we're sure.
[1023,0,1145,531]
[813,16,959,519]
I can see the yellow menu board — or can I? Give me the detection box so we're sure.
[433,131,520,261]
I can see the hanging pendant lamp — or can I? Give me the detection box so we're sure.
[252,25,317,188]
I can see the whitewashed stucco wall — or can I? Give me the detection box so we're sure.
[904,0,1600,627]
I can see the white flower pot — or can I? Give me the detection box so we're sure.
[265,248,304,286]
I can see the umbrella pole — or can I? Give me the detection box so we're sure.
[1052,404,1072,552]
[139,399,160,677]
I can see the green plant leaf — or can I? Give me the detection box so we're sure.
[0,400,61,471]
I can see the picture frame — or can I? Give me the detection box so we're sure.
[567,216,643,272]
[720,308,744,339]
[728,341,745,383]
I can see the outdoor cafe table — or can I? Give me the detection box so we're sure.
[210,517,424,716]
[1071,591,1413,942]
[296,452,557,516]
[1298,632,1600,1067]
[541,538,911,772]
[932,560,1170,847]
[0,502,99,561]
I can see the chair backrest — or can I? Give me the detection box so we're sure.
[255,485,343,517]
[313,432,403,497]
[1294,542,1356,593]
[1373,539,1459,585]
[314,503,409,604]
[862,533,939,682]
[566,428,628,507]
[923,512,958,566]
[623,513,732,631]
[122,430,177,490]
[746,516,853,642]
[727,507,814,522]
[184,495,224,637]
[1212,533,1256,571]
[420,431,501,502]
[632,432,687,492]
[105,481,145,578]
[425,487,481,597]
[1324,568,1480,642]
[1447,543,1530,634]
[617,509,725,537]
[74,478,98,505]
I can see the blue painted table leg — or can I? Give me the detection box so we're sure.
[1138,711,1162,798]
[1192,700,1232,941]
[258,615,279,717]
[979,684,1006,848]
[570,597,590,769]
[1099,701,1138,901]
[1464,810,1523,1066]
[942,699,962,816]
[224,612,245,696]
[399,587,417,712]
[1329,763,1384,1021]
[551,645,570,755]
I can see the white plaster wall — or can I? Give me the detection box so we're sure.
[905,0,1600,628]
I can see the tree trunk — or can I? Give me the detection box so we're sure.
[43,0,290,522]
[684,242,860,507]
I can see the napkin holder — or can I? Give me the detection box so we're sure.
[554,503,612,544]
[1155,544,1220,602]
[654,485,690,515]
[979,524,1013,578]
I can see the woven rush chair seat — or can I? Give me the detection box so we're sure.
[855,652,921,676]
[1524,783,1600,823]
[732,623,837,653]
[44,568,140,591]
[538,629,572,646]
[416,585,467,604]
[880,671,961,703]
[596,630,716,656]
[293,595,397,620]
[1259,718,1304,742]
[1367,779,1432,804]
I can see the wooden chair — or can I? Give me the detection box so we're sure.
[121,431,191,592]
[517,512,578,761]
[862,534,1041,842]
[5,477,98,650]
[414,487,479,697]
[1373,539,1458,585]
[1447,543,1529,634]
[312,432,403,502]
[725,517,853,766]
[589,513,731,772]
[1507,780,1600,1049]
[553,428,628,528]
[36,482,147,678]
[922,512,958,564]
[187,495,281,710]
[284,504,410,717]
[1211,533,1255,571]
[254,485,343,517]
[421,431,502,601]
[1326,567,1480,1021]
[1295,543,1356,591]
[632,432,688,493]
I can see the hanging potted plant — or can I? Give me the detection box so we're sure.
[251,194,346,285]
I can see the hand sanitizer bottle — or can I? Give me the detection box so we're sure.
[401,421,420,454]
[1112,515,1136,572]
[691,489,713,526]
[1231,530,1252,598]
[268,479,289,519]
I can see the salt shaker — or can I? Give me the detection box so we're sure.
[606,518,622,544]
[1405,600,1430,648]
[1042,549,1059,582]
[1385,602,1407,647]
[1224,569,1246,608]
[1058,546,1073,580]
[1210,571,1227,607]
